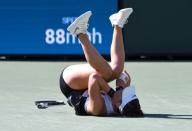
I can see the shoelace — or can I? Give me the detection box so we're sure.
[78,23,89,30]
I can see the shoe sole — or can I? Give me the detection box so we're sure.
[119,8,133,14]
[67,11,92,34]
[109,8,133,20]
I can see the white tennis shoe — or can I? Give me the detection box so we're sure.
[109,8,133,28]
[67,11,92,36]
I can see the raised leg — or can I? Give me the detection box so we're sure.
[78,34,112,80]
[109,8,133,80]
[110,26,125,79]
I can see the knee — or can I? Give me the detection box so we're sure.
[97,67,113,81]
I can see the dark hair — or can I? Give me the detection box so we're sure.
[122,99,144,117]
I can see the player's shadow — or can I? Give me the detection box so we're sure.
[105,113,192,120]
[144,113,192,120]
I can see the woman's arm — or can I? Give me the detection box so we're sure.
[86,73,112,116]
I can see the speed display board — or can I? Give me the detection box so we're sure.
[0,0,117,55]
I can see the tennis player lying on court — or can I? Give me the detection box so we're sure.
[59,8,144,117]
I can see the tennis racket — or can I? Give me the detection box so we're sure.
[35,100,65,109]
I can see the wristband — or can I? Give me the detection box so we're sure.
[107,88,115,98]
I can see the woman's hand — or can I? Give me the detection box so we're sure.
[116,70,131,88]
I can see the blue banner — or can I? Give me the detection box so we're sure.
[0,0,117,55]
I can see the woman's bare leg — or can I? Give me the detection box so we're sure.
[78,34,112,80]
[109,8,133,80]
[110,26,125,80]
